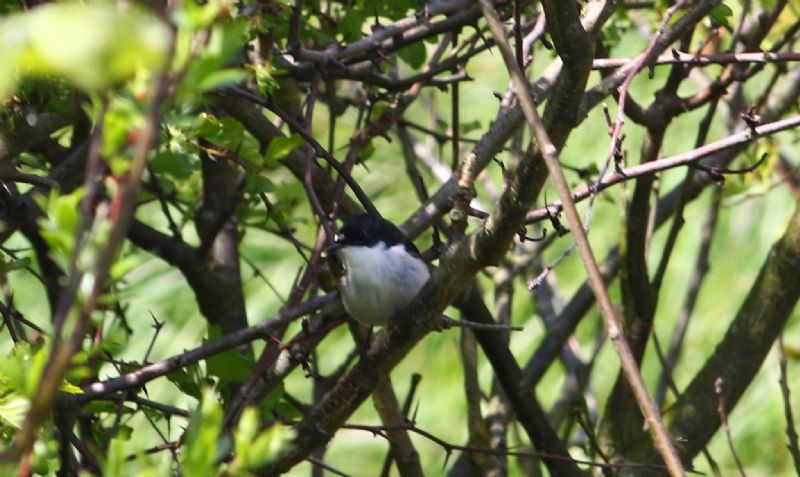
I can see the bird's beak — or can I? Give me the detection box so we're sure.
[325,233,344,255]
[325,232,345,254]
[325,242,343,253]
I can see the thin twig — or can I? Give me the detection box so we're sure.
[714,377,747,477]
[603,1,688,182]
[306,456,353,477]
[342,421,688,473]
[524,113,800,224]
[77,294,336,400]
[0,172,58,188]
[220,87,378,216]
[656,189,721,405]
[478,1,686,475]
[776,336,800,475]
[592,50,800,69]
[14,32,178,461]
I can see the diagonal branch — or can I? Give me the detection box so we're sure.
[75,294,336,401]
[662,196,800,463]
[478,0,686,475]
[524,113,800,224]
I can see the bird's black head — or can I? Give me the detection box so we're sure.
[328,213,420,254]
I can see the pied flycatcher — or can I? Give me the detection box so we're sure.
[326,213,430,326]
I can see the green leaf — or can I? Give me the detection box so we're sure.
[196,68,248,93]
[192,114,263,166]
[338,9,367,43]
[234,407,259,465]
[181,388,224,477]
[709,3,733,29]
[360,142,376,162]
[83,400,126,415]
[245,175,275,194]
[0,256,31,274]
[206,349,253,384]
[263,135,305,165]
[273,180,306,210]
[230,405,292,471]
[105,434,126,477]
[99,320,131,356]
[273,399,303,421]
[177,19,249,100]
[110,254,141,283]
[37,188,85,267]
[0,394,28,428]
[0,4,169,99]
[58,382,84,395]
[100,94,144,159]
[0,341,49,398]
[246,424,291,468]
[397,40,427,69]
[259,382,285,416]
[460,120,482,134]
[167,363,204,400]
[250,63,279,94]
[0,0,19,15]
[152,149,196,180]
[173,0,236,28]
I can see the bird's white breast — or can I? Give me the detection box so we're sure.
[337,243,430,326]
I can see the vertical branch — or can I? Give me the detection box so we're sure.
[13,27,176,461]
[488,263,514,474]
[456,285,582,476]
[513,0,523,70]
[302,74,334,240]
[478,1,686,475]
[459,326,489,459]
[665,197,800,462]
[396,123,432,204]
[372,378,424,477]
[451,34,460,172]
[655,188,721,405]
[379,374,422,477]
[777,336,800,475]
[51,97,107,330]
[714,378,747,477]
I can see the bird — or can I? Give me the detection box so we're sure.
[326,213,430,326]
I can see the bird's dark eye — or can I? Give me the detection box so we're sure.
[334,232,345,243]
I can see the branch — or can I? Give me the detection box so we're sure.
[593,50,800,69]
[714,378,747,477]
[0,172,58,188]
[455,285,584,476]
[664,196,800,461]
[12,42,175,461]
[656,190,722,405]
[372,378,423,477]
[254,6,614,468]
[222,87,378,216]
[0,98,83,163]
[343,420,678,473]
[75,294,336,401]
[522,248,620,386]
[479,0,685,474]
[218,93,363,216]
[777,336,800,475]
[400,0,614,240]
[582,0,722,115]
[524,113,800,224]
